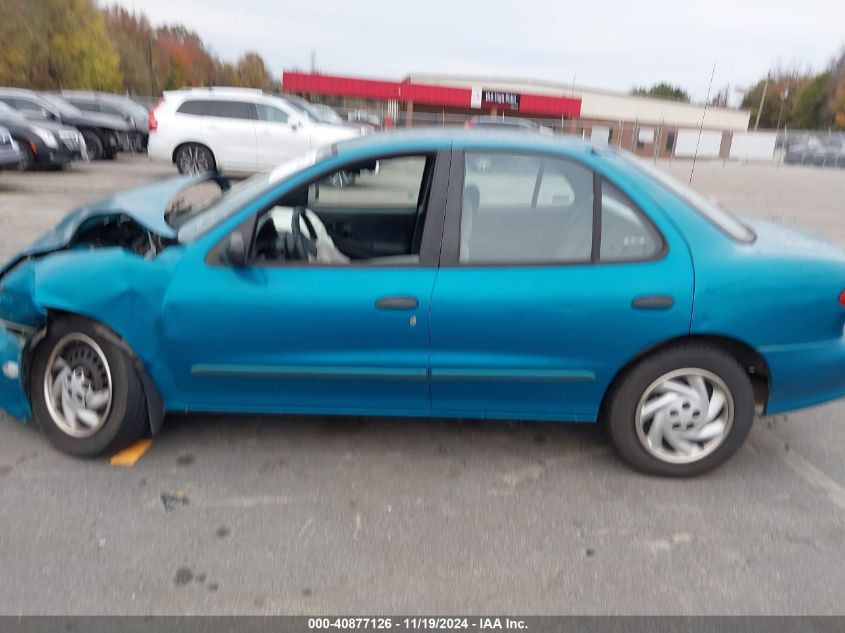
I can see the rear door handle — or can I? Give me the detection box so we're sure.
[632,294,675,310]
[376,295,419,310]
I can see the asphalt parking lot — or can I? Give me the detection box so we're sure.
[0,155,844,615]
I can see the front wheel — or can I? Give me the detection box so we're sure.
[605,345,754,476]
[30,317,148,457]
[17,141,34,171]
[81,130,104,161]
[175,143,215,175]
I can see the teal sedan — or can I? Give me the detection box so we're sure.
[1,129,845,476]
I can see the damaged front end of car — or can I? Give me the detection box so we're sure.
[0,171,229,426]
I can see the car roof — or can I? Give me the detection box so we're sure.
[0,87,42,98]
[164,87,264,99]
[334,128,595,155]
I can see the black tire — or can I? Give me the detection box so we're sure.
[81,130,104,161]
[16,140,34,171]
[29,317,148,457]
[175,143,215,175]
[604,344,754,477]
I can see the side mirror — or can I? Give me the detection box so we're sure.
[222,233,247,267]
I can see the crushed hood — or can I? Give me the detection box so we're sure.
[0,172,229,278]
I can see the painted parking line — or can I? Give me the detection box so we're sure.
[110,438,153,467]
[751,425,845,511]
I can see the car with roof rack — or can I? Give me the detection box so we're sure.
[147,87,361,175]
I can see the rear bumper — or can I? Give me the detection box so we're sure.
[762,336,845,415]
[0,324,31,422]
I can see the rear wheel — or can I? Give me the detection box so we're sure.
[605,345,754,476]
[175,143,215,175]
[30,317,148,457]
[81,130,104,161]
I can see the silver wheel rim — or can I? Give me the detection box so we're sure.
[43,333,113,439]
[635,368,734,465]
[178,146,210,175]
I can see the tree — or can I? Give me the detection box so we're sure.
[235,52,274,89]
[0,0,122,90]
[42,0,122,90]
[791,73,831,129]
[709,85,730,107]
[631,82,690,102]
[103,7,156,95]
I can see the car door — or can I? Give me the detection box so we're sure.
[160,151,449,415]
[428,149,694,422]
[254,103,311,169]
[201,100,258,171]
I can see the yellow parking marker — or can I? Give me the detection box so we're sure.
[110,439,153,467]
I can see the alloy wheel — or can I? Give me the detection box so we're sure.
[634,368,734,465]
[178,145,210,175]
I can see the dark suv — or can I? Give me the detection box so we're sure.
[59,90,149,152]
[0,102,85,170]
[0,88,129,160]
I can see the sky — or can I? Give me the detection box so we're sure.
[107,0,844,104]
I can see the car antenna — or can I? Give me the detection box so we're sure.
[689,63,716,186]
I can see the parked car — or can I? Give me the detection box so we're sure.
[0,102,86,170]
[347,109,382,130]
[284,95,373,135]
[0,125,20,171]
[0,88,129,160]
[147,87,362,175]
[466,115,553,135]
[784,137,845,167]
[58,90,149,152]
[2,129,845,476]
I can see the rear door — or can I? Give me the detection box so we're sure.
[428,149,694,421]
[201,100,258,171]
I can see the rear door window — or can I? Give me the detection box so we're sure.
[460,153,594,264]
[177,100,212,116]
[216,101,256,120]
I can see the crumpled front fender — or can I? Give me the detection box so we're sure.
[0,324,32,422]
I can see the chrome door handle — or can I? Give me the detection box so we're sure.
[632,295,675,310]
[376,295,419,310]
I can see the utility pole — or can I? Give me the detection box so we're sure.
[754,73,769,130]
[310,50,316,73]
[775,79,790,131]
[148,39,155,97]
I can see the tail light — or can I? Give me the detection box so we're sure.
[839,290,845,307]
[148,99,163,133]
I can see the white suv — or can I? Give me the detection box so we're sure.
[147,87,362,175]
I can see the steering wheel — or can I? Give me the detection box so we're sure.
[290,206,319,261]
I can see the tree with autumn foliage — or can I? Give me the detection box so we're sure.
[0,1,275,96]
[0,0,122,90]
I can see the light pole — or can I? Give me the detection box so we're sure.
[754,73,769,130]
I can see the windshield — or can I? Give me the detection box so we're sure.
[315,105,344,124]
[106,97,149,120]
[0,102,27,123]
[177,147,330,242]
[618,152,756,242]
[39,94,83,117]
[281,97,321,123]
